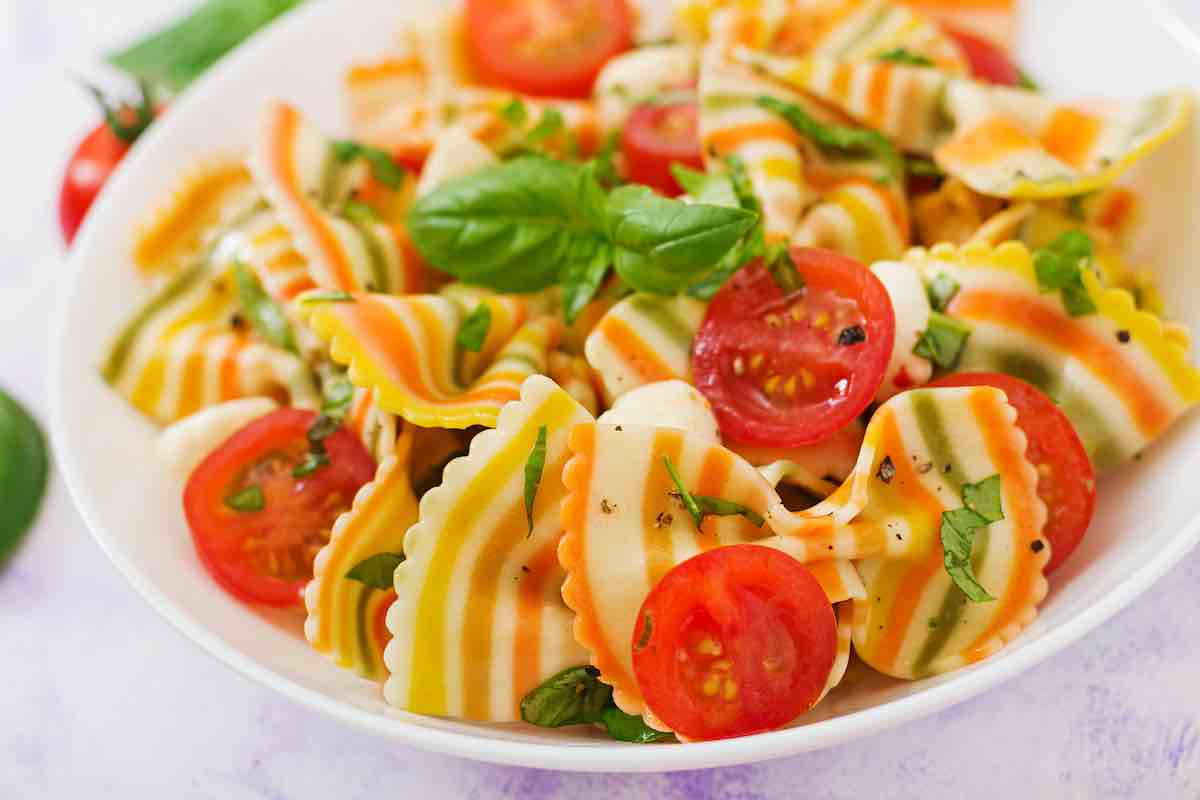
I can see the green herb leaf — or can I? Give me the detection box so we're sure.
[108,0,304,93]
[877,48,934,67]
[292,451,330,478]
[663,455,705,528]
[939,474,1004,603]
[0,388,48,567]
[765,242,804,294]
[342,200,382,225]
[307,414,342,446]
[670,164,739,207]
[664,456,764,530]
[685,155,766,299]
[588,130,624,190]
[300,290,356,305]
[757,95,903,185]
[233,263,298,354]
[225,485,265,512]
[725,154,762,214]
[332,140,406,190]
[560,242,612,325]
[925,274,960,312]
[913,312,972,370]
[1017,69,1040,92]
[599,707,675,743]
[456,304,492,353]
[501,97,529,127]
[524,108,566,147]
[1033,230,1097,316]
[906,156,945,179]
[520,666,612,728]
[524,426,549,534]
[321,377,355,422]
[345,552,405,590]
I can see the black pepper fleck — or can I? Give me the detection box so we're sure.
[600,498,616,514]
[838,325,866,346]
[655,511,674,528]
[1031,539,1046,553]
[521,565,531,573]
[877,456,896,484]
[944,463,953,474]
[1116,330,1131,344]
[615,425,623,432]
[230,314,247,330]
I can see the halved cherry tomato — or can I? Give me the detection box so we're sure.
[631,545,837,741]
[465,0,633,99]
[183,409,376,606]
[927,373,1096,573]
[622,101,704,196]
[944,26,1021,87]
[693,248,895,448]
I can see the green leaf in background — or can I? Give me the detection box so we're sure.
[0,389,48,568]
[455,305,493,353]
[345,552,405,590]
[109,0,305,93]
[233,263,298,355]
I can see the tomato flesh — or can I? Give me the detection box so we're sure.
[945,26,1022,86]
[631,545,837,741]
[183,408,377,606]
[693,248,895,448]
[927,372,1096,573]
[622,101,704,196]
[465,0,633,98]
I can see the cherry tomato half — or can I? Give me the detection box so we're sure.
[465,0,633,99]
[944,26,1021,87]
[927,372,1096,573]
[183,408,377,606]
[693,248,895,448]
[622,101,704,196]
[631,545,837,741]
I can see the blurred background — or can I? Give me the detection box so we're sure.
[2,1,1199,797]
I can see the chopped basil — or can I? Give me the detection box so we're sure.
[913,312,972,370]
[663,456,765,530]
[345,552,405,590]
[455,304,492,353]
[523,108,565,147]
[520,666,674,743]
[765,243,804,294]
[523,426,549,534]
[292,451,330,478]
[757,95,903,185]
[331,140,406,190]
[300,290,356,305]
[501,97,529,127]
[599,707,675,743]
[906,156,945,179]
[233,262,298,354]
[1033,230,1097,316]
[225,484,265,512]
[940,474,1004,602]
[877,48,934,67]
[341,200,382,225]
[1017,69,1040,92]
[926,274,960,312]
[321,376,355,421]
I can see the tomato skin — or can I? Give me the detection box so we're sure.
[631,545,837,741]
[927,372,1096,573]
[944,26,1021,86]
[58,123,132,245]
[183,408,377,606]
[693,248,895,448]
[622,101,704,196]
[465,0,633,99]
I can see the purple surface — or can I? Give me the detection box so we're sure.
[2,2,1199,797]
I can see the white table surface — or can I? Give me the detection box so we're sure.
[2,2,1199,797]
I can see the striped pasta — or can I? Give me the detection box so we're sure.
[898,0,1016,52]
[343,387,399,463]
[384,376,593,721]
[300,291,562,429]
[908,241,1200,469]
[304,429,420,680]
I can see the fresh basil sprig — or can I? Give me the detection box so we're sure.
[521,666,674,743]
[406,156,758,302]
[346,552,405,590]
[941,474,1004,602]
[757,95,904,185]
[233,263,298,355]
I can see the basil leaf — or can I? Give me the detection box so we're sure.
[524,426,549,534]
[757,95,903,185]
[1033,230,1097,316]
[695,496,765,528]
[407,157,605,292]
[225,485,265,512]
[233,263,298,354]
[300,290,356,305]
[342,200,382,225]
[520,666,612,727]
[925,274,960,312]
[108,0,303,93]
[346,552,405,590]
[332,140,405,190]
[588,130,624,190]
[524,108,565,147]
[0,388,48,567]
[606,185,758,293]
[1017,69,1040,92]
[670,164,738,207]
[877,48,934,67]
[663,455,705,528]
[560,242,613,325]
[940,474,1004,603]
[725,154,762,213]
[913,312,972,370]
[599,707,675,743]
[456,304,492,353]
[501,97,529,127]
[292,451,330,478]
[321,377,355,422]
[765,242,804,294]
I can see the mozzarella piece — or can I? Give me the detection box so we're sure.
[157,397,279,479]
[415,125,498,197]
[872,260,933,401]
[596,380,720,443]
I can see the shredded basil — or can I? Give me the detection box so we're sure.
[520,665,674,743]
[455,304,492,353]
[757,95,903,185]
[877,48,934,67]
[331,140,406,189]
[765,242,804,294]
[913,312,972,370]
[501,97,529,127]
[232,262,298,355]
[906,156,945,179]
[940,475,1004,602]
[523,426,549,534]
[663,456,765,530]
[300,290,356,305]
[225,484,265,512]
[926,274,960,312]
[345,552,405,590]
[1033,230,1097,316]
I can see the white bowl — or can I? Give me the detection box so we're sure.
[51,0,1200,772]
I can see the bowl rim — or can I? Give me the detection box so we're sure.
[48,0,1200,772]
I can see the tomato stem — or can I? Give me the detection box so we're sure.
[82,79,156,144]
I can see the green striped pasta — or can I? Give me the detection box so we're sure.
[584,293,707,402]
[384,376,593,721]
[304,431,419,681]
[908,241,1200,469]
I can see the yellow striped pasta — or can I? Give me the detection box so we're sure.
[384,376,593,721]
